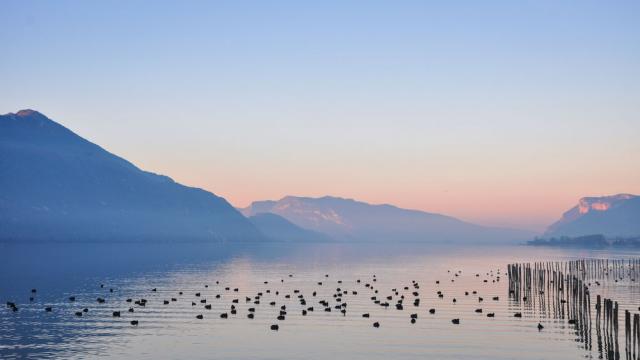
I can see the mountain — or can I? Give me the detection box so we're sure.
[545,194,640,238]
[248,213,332,242]
[240,196,533,244]
[0,110,263,242]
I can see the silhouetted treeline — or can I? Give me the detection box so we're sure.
[527,234,640,248]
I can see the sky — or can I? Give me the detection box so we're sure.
[1,0,639,232]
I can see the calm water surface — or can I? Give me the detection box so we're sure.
[1,242,639,359]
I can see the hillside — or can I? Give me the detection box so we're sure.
[241,196,533,244]
[0,110,263,242]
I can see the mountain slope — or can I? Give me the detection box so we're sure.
[545,194,640,238]
[248,213,332,242]
[0,110,263,242]
[240,196,533,244]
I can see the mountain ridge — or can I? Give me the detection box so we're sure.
[248,213,332,242]
[0,109,264,242]
[241,195,534,244]
[545,194,640,238]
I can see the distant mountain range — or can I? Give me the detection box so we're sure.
[545,194,640,238]
[247,213,332,242]
[8,109,633,245]
[0,110,263,242]
[240,196,534,244]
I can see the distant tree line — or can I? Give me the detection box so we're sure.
[527,234,640,248]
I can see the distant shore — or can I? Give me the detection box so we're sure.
[527,234,640,248]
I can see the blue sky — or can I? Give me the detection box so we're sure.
[1,0,639,230]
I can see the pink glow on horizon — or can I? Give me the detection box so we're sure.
[162,164,640,233]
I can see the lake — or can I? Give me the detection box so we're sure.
[1,242,639,359]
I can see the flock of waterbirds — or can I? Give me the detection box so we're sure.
[4,258,640,359]
[4,268,526,330]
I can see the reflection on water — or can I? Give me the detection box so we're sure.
[508,259,640,359]
[1,242,639,359]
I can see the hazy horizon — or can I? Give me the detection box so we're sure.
[2,3,640,360]
[2,1,639,232]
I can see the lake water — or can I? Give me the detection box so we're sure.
[1,242,639,359]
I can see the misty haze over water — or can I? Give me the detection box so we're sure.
[2,241,640,359]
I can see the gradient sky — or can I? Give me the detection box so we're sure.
[2,0,639,231]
